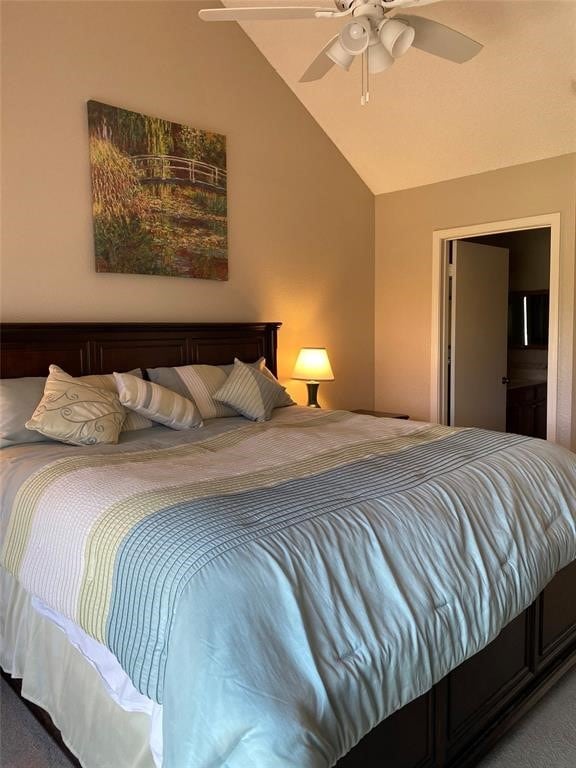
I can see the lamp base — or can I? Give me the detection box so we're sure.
[306,381,321,408]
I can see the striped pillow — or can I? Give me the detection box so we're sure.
[113,372,202,430]
[147,364,237,420]
[222,358,295,408]
[147,358,294,420]
[213,360,286,422]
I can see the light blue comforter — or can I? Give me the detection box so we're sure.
[2,408,576,767]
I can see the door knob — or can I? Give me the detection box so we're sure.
[502,376,510,384]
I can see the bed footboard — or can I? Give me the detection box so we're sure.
[337,558,576,768]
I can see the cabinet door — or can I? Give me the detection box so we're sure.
[533,384,547,439]
[506,387,532,435]
[506,384,547,438]
[506,399,527,435]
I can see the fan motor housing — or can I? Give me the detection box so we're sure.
[335,0,356,10]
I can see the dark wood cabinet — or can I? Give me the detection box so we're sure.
[506,383,547,438]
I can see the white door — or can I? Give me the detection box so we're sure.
[450,241,509,430]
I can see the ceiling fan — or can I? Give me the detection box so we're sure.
[199,0,483,101]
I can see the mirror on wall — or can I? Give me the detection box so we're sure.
[508,290,549,348]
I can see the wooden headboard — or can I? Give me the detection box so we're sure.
[0,322,281,379]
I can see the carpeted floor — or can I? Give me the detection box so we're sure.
[1,668,576,767]
[0,678,75,767]
[475,666,576,768]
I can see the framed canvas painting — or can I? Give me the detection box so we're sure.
[87,100,228,280]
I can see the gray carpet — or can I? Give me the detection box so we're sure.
[475,667,576,768]
[1,669,576,767]
[0,678,75,767]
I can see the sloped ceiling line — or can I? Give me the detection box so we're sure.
[207,0,576,193]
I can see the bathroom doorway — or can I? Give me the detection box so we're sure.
[454,229,550,437]
[430,214,561,443]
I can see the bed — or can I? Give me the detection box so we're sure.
[1,321,575,768]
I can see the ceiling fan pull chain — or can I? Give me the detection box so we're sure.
[360,50,370,105]
[366,47,370,103]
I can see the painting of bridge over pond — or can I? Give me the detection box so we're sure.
[87,100,227,280]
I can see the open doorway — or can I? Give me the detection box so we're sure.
[451,229,550,437]
[430,214,561,443]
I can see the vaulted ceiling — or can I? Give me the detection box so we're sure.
[208,0,576,194]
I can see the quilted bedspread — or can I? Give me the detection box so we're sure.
[2,408,575,767]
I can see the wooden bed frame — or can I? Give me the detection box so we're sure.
[0,321,280,379]
[1,321,575,768]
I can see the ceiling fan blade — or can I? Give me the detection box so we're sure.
[397,15,483,63]
[199,7,325,22]
[380,0,442,7]
[299,35,338,82]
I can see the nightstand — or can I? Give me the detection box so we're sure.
[352,409,409,420]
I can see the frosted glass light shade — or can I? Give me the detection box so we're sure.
[368,42,394,74]
[326,38,355,70]
[292,348,335,381]
[379,19,415,58]
[340,19,371,55]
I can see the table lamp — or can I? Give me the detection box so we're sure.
[292,347,334,408]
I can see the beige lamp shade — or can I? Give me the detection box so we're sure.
[292,348,334,382]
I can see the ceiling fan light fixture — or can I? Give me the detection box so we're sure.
[368,41,394,74]
[326,38,355,70]
[199,1,484,92]
[340,18,371,55]
[378,18,415,58]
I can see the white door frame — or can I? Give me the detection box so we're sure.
[430,213,561,443]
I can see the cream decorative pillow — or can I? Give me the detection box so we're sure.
[213,359,287,422]
[113,373,202,430]
[25,365,126,446]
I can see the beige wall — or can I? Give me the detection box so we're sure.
[4,3,574,436]
[0,0,374,410]
[375,154,576,449]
